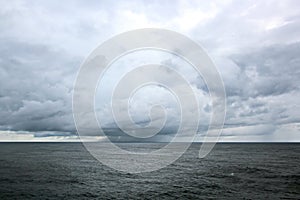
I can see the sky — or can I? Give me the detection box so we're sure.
[0,0,299,142]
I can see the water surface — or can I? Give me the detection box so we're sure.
[0,143,299,199]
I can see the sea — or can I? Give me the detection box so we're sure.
[0,143,299,199]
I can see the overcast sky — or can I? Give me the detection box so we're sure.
[0,0,299,142]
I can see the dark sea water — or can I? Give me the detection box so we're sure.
[0,143,299,199]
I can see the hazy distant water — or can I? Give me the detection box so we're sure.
[0,143,299,199]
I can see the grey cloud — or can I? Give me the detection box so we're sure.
[230,42,300,98]
[0,39,81,134]
[0,0,299,141]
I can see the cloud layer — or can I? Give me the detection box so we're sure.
[0,0,299,141]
